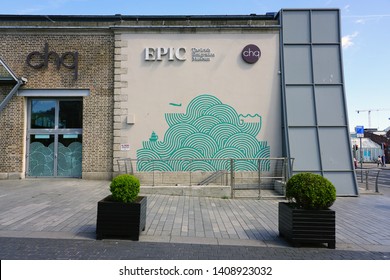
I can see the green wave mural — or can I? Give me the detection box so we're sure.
[136,94,270,171]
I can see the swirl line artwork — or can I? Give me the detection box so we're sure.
[136,94,270,171]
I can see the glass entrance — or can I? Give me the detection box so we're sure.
[27,99,83,177]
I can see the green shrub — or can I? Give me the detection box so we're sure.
[286,173,336,210]
[110,174,140,203]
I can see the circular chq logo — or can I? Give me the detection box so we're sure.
[241,44,261,64]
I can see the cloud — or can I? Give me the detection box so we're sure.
[355,19,366,24]
[343,14,390,24]
[16,8,44,14]
[342,32,358,49]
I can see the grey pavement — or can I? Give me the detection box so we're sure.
[0,177,390,260]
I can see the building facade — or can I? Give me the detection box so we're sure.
[0,10,359,195]
[0,16,115,180]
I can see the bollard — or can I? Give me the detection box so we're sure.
[375,170,381,193]
[230,159,235,198]
[365,170,369,190]
[152,160,155,186]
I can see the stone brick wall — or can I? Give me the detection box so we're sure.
[0,31,114,179]
[0,87,25,178]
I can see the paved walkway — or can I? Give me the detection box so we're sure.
[0,178,390,259]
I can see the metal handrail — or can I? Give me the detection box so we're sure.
[115,157,292,199]
[357,168,387,193]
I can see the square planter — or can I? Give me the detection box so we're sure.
[96,195,147,241]
[278,202,336,249]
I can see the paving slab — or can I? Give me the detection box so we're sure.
[0,178,390,259]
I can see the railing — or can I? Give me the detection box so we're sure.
[231,158,292,199]
[355,168,388,193]
[116,157,293,199]
[116,158,134,175]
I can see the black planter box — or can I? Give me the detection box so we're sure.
[96,195,147,241]
[278,202,336,249]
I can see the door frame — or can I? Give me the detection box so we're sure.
[26,98,83,177]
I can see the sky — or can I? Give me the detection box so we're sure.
[2,0,390,131]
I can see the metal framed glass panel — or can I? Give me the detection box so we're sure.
[31,100,56,129]
[312,45,342,84]
[315,86,346,126]
[28,134,55,176]
[59,100,83,128]
[323,172,357,196]
[311,11,340,43]
[57,134,82,177]
[285,86,316,126]
[280,9,358,195]
[283,46,312,84]
[318,127,353,170]
[289,128,321,171]
[281,10,311,44]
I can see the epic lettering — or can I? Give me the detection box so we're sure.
[144,47,186,61]
[26,43,79,79]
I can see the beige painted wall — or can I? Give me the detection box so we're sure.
[117,31,281,162]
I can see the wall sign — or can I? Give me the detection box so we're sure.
[144,47,186,61]
[241,44,261,64]
[26,43,79,80]
[191,48,215,62]
[144,47,215,62]
[120,144,131,151]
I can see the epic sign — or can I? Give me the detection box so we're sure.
[144,47,186,61]
[26,43,79,79]
[241,44,261,64]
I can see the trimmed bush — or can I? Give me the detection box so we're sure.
[110,174,140,203]
[286,173,336,210]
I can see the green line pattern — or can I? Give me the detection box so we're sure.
[28,142,82,177]
[28,142,55,176]
[137,94,270,171]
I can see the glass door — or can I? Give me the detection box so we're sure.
[57,134,82,177]
[27,99,83,177]
[28,134,55,176]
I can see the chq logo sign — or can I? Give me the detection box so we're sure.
[26,43,79,80]
[241,44,261,64]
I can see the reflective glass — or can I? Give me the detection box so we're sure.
[31,100,55,128]
[59,100,82,128]
[28,134,54,176]
[57,134,82,177]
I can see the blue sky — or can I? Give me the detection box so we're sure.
[2,0,390,131]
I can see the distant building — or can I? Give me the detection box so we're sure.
[362,129,390,164]
[351,135,383,162]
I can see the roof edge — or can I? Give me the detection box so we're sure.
[0,13,279,22]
